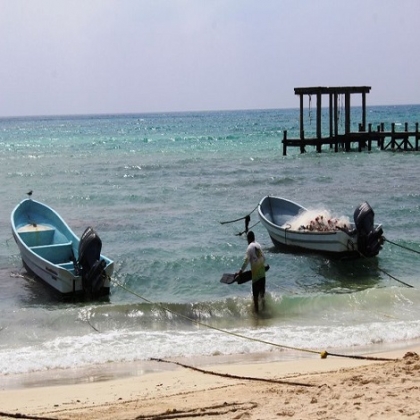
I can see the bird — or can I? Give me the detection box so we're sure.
[26,190,33,197]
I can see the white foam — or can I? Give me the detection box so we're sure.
[1,319,420,375]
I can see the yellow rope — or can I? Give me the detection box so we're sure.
[111,279,396,361]
[111,279,318,355]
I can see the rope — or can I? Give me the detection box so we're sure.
[308,94,312,125]
[219,204,258,225]
[135,402,258,420]
[111,279,317,355]
[356,248,414,289]
[235,221,260,236]
[384,237,420,255]
[150,358,315,387]
[0,412,64,420]
[5,235,16,246]
[376,266,414,288]
[321,351,396,362]
[110,279,396,362]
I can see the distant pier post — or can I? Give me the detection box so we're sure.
[362,92,367,131]
[283,130,287,156]
[391,123,396,150]
[299,94,304,139]
[329,94,333,138]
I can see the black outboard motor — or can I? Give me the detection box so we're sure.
[354,202,384,257]
[78,227,107,297]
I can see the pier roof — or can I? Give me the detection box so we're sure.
[294,86,371,95]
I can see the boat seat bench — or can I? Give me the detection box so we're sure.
[30,242,74,264]
[57,262,76,271]
[18,228,56,247]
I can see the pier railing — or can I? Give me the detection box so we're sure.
[282,122,420,155]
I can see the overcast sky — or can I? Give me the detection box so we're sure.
[1,0,419,117]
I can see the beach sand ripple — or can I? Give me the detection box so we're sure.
[1,351,420,420]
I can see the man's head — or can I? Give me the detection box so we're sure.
[247,230,255,244]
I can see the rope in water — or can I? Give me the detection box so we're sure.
[357,238,416,288]
[111,279,396,362]
[376,266,414,288]
[384,237,420,256]
[111,279,318,354]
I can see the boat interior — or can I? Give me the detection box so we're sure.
[260,197,302,227]
[17,224,75,267]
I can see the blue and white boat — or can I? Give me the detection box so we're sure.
[11,198,114,298]
[258,196,384,259]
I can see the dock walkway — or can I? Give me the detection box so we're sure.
[283,122,420,154]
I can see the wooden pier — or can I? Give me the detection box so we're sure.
[282,86,420,155]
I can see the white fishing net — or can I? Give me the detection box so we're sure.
[285,209,351,232]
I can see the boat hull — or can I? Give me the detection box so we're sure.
[258,196,381,258]
[11,199,113,297]
[265,231,358,258]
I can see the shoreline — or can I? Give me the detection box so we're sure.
[1,341,420,419]
[2,338,418,391]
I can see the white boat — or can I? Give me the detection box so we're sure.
[258,196,384,258]
[11,198,114,298]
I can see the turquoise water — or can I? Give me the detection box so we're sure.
[1,107,420,380]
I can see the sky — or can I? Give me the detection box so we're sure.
[0,0,419,117]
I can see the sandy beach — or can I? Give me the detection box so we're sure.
[1,345,420,420]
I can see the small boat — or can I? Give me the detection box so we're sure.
[11,198,114,298]
[258,196,384,258]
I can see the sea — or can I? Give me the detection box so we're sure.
[1,105,420,388]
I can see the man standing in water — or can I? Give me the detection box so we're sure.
[236,231,266,313]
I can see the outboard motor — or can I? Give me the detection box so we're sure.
[78,227,107,297]
[354,202,384,257]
